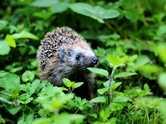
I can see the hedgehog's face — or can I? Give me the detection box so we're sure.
[58,48,98,68]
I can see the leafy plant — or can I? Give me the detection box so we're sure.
[0,0,166,123]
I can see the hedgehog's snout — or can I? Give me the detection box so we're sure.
[90,56,98,66]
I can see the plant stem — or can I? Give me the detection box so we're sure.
[107,67,116,104]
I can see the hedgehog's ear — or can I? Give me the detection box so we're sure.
[58,48,65,63]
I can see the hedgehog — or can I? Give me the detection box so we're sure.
[37,27,98,90]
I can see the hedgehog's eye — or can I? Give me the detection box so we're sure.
[75,53,81,61]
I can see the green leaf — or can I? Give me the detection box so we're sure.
[63,78,83,89]
[124,9,143,22]
[0,40,10,55]
[0,20,8,30]
[158,73,166,93]
[110,102,125,112]
[0,71,20,94]
[29,79,41,95]
[0,97,13,105]
[33,10,53,20]
[6,105,22,115]
[32,118,51,124]
[5,34,16,48]
[88,67,109,77]
[31,0,59,7]
[63,78,73,88]
[154,43,166,64]
[114,72,137,79]
[73,82,84,89]
[18,113,34,124]
[138,64,162,79]
[70,3,119,23]
[97,88,109,95]
[107,55,128,67]
[50,2,69,13]
[99,108,112,121]
[22,71,35,82]
[156,25,166,38]
[33,114,84,124]
[19,93,33,104]
[113,96,130,103]
[110,82,122,91]
[90,96,106,103]
[36,86,73,111]
[134,55,151,68]
[12,31,38,40]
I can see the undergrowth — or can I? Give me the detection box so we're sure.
[0,0,166,124]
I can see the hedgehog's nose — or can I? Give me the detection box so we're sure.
[91,57,98,65]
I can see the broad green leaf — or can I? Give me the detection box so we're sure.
[29,79,41,95]
[0,40,10,55]
[36,85,73,111]
[138,64,162,79]
[158,73,166,92]
[63,78,73,88]
[90,96,106,103]
[99,108,112,121]
[110,102,126,112]
[154,43,166,64]
[108,118,117,124]
[53,114,84,124]
[5,62,23,73]
[0,97,13,105]
[97,88,109,95]
[31,0,59,7]
[88,67,109,77]
[124,9,143,22]
[6,105,22,115]
[107,55,128,67]
[5,34,16,48]
[134,55,151,68]
[33,10,53,20]
[18,113,34,124]
[114,72,137,79]
[70,3,119,23]
[73,82,84,89]
[12,31,38,40]
[120,0,145,22]
[32,118,51,124]
[19,93,33,104]
[156,25,166,38]
[110,82,122,91]
[113,96,130,103]
[107,82,122,92]
[0,71,20,94]
[50,94,73,110]
[0,20,8,30]
[103,80,112,87]
[22,71,35,82]
[50,2,69,13]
